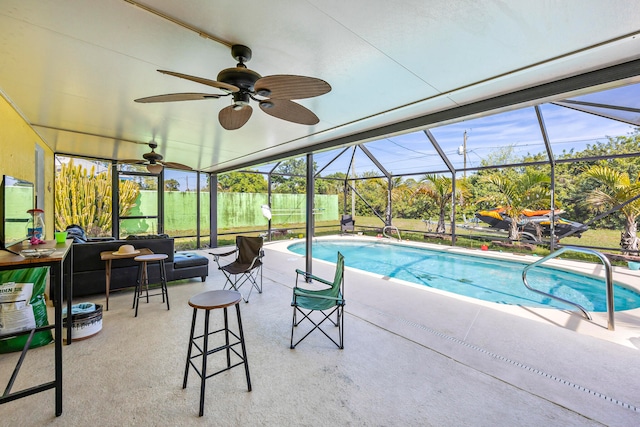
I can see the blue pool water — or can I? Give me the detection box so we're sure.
[287,239,640,312]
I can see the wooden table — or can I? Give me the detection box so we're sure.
[0,239,73,416]
[100,248,153,311]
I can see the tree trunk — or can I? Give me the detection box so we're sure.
[509,216,520,241]
[620,218,639,254]
[532,222,543,242]
[437,207,446,234]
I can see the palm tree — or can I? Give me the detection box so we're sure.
[390,176,412,208]
[480,170,551,241]
[584,165,640,253]
[415,174,468,234]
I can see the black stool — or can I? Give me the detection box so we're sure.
[183,290,251,417]
[132,253,170,317]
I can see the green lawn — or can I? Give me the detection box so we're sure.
[352,216,621,247]
[560,228,620,248]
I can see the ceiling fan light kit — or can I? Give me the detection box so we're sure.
[146,163,163,174]
[135,44,331,130]
[232,91,251,109]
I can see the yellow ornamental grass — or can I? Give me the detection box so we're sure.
[55,160,140,236]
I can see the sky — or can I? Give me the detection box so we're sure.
[302,115,635,179]
[299,83,640,178]
[165,82,640,189]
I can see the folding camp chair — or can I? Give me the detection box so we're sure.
[209,236,264,303]
[290,252,345,349]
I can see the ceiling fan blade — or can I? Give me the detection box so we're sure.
[254,75,331,100]
[218,105,253,130]
[160,161,193,171]
[259,99,319,125]
[135,93,226,103]
[158,70,239,92]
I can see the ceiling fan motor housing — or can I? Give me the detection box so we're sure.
[142,143,163,161]
[217,67,261,91]
[217,44,262,94]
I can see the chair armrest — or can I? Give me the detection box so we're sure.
[295,269,332,287]
[209,248,238,261]
[294,288,342,301]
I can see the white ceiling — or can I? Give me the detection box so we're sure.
[1,0,640,173]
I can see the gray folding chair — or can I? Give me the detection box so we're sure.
[210,236,264,302]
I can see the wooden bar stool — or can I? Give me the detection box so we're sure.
[183,290,251,417]
[132,253,169,317]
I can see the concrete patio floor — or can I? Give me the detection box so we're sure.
[1,237,640,426]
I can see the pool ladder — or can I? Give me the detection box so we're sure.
[522,246,615,331]
[383,225,401,241]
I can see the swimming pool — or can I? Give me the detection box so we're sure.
[287,239,640,312]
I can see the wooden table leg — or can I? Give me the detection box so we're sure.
[105,259,111,311]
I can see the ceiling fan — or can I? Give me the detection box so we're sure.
[135,44,331,130]
[122,142,192,174]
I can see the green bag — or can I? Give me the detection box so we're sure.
[0,267,53,353]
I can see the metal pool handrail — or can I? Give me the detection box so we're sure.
[383,225,401,241]
[522,246,615,331]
